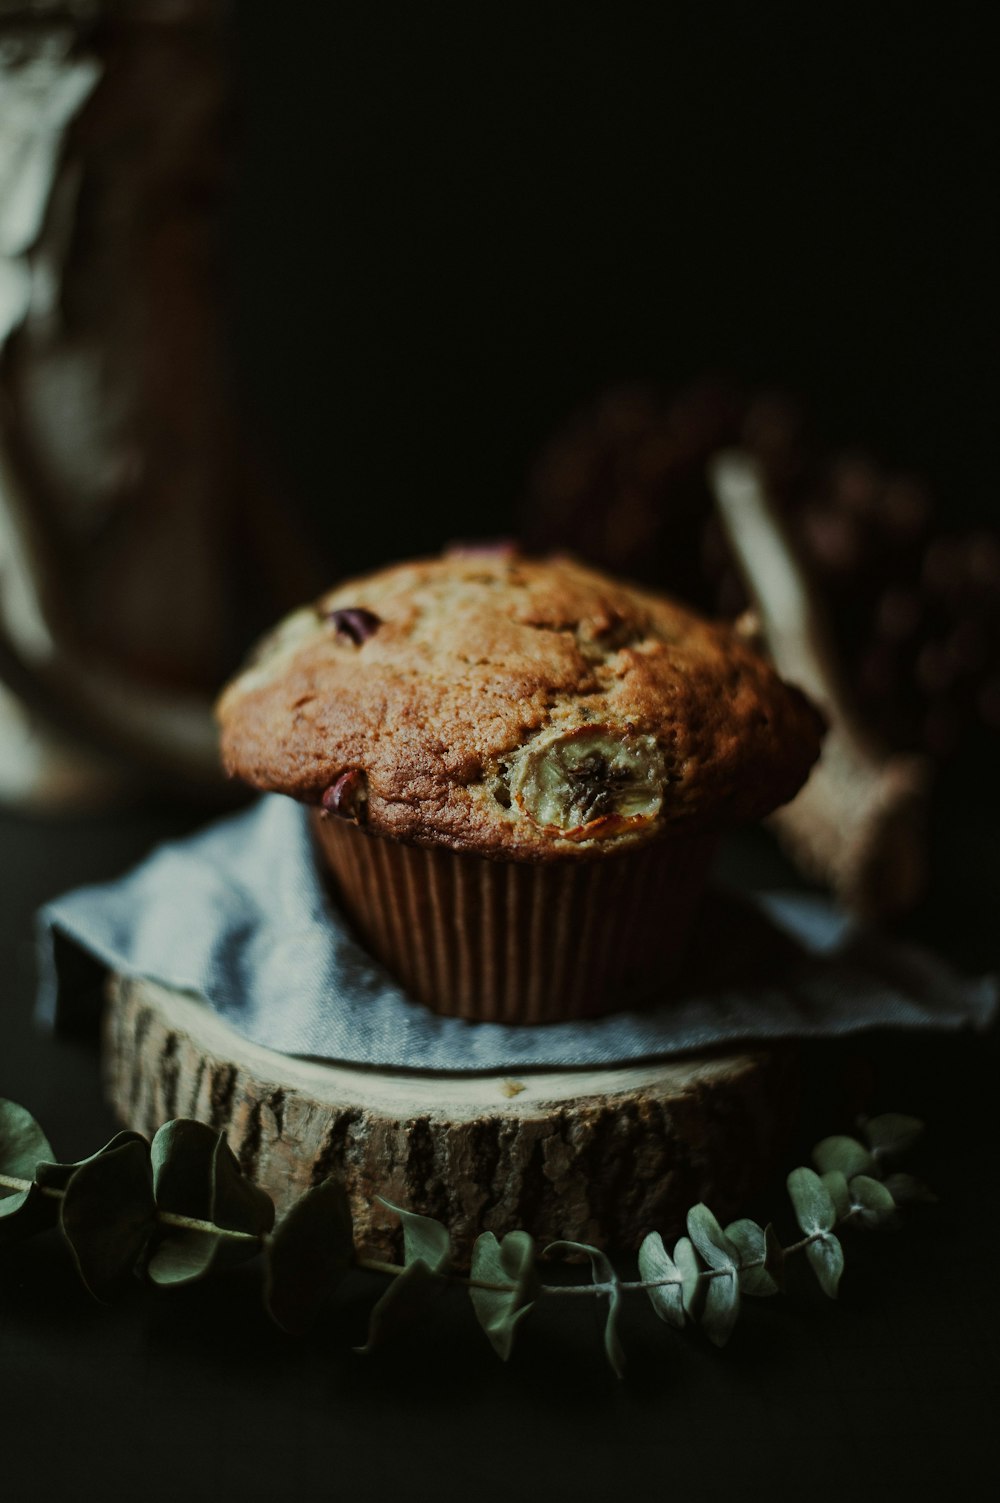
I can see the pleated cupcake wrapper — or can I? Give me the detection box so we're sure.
[311,813,717,1023]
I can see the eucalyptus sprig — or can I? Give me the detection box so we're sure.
[0,1098,933,1376]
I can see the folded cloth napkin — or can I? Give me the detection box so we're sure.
[36,795,997,1071]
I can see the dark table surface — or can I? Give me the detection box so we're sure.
[1,788,997,1503]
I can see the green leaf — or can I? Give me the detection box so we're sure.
[812,1135,873,1179]
[725,1218,778,1297]
[357,1261,438,1354]
[150,1119,215,1214]
[3,1117,143,1246]
[702,1267,740,1347]
[687,1203,738,1270]
[546,1240,624,1378]
[355,1200,451,1355]
[860,1113,924,1162]
[147,1120,269,1286]
[673,1236,705,1320]
[0,1098,55,1180]
[147,1227,219,1285]
[849,1173,897,1228]
[469,1230,539,1360]
[787,1166,836,1235]
[210,1136,275,1246]
[35,1131,149,1191]
[264,1178,354,1335]
[59,1140,156,1301]
[820,1170,851,1221]
[805,1232,844,1298]
[686,1206,740,1347]
[637,1231,685,1328]
[883,1172,937,1207]
[382,1199,451,1275]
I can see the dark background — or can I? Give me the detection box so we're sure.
[229,4,995,572]
[2,6,997,1500]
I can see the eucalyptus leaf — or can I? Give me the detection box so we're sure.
[355,1200,451,1355]
[637,1231,685,1328]
[685,1203,741,1344]
[787,1166,836,1236]
[147,1120,268,1286]
[820,1170,851,1221]
[725,1219,778,1297]
[381,1199,451,1276]
[673,1236,705,1321]
[35,1131,149,1191]
[148,1151,223,1286]
[147,1226,220,1285]
[701,1265,740,1347]
[0,1098,54,1181]
[211,1136,275,1244]
[356,1262,438,1355]
[812,1135,873,1179]
[150,1119,216,1217]
[861,1113,924,1162]
[804,1232,844,1299]
[8,1129,149,1249]
[687,1203,738,1271]
[469,1229,539,1360]
[264,1178,354,1334]
[59,1140,156,1301]
[849,1174,897,1228]
[546,1240,624,1378]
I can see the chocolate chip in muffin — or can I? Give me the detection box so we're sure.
[321,769,368,821]
[325,607,382,645]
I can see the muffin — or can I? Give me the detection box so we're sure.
[216,548,824,1022]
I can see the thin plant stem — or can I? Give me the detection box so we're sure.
[0,1173,870,1296]
[1,1170,260,1244]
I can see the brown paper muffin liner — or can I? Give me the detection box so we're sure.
[311,812,718,1024]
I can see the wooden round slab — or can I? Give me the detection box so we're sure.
[101,974,799,1265]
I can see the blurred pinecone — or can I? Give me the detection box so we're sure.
[523,382,1000,767]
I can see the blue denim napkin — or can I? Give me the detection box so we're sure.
[36,795,997,1070]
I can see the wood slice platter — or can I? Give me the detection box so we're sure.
[102,974,800,1266]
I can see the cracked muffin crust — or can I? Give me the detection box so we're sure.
[216,550,824,861]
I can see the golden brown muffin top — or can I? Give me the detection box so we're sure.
[216,549,824,860]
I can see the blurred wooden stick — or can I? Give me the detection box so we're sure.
[710,449,930,919]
